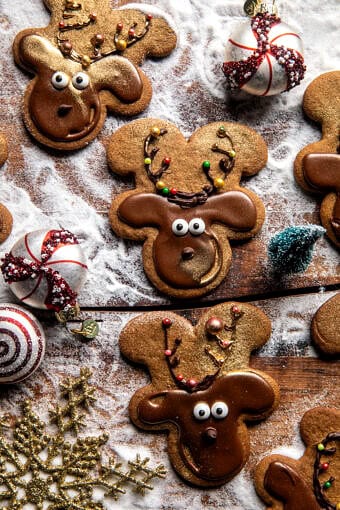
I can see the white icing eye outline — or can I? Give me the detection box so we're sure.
[51,71,69,90]
[172,219,189,237]
[72,72,90,90]
[193,402,210,421]
[188,218,206,236]
[211,401,229,419]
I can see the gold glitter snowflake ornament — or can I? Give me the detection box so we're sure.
[0,368,166,508]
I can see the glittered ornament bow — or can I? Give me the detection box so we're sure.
[223,11,306,94]
[1,230,79,313]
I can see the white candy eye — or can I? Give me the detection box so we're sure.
[189,218,206,236]
[211,401,229,419]
[51,71,69,89]
[193,402,211,421]
[172,219,189,236]
[72,72,90,90]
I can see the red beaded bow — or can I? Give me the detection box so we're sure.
[1,230,79,313]
[223,12,306,93]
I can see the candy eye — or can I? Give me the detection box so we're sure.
[72,72,90,90]
[193,402,210,421]
[172,219,189,236]
[51,71,69,90]
[211,402,229,419]
[189,218,206,235]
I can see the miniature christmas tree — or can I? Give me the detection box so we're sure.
[268,225,326,274]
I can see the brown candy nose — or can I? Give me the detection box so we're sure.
[203,427,217,444]
[182,247,195,260]
[58,104,73,117]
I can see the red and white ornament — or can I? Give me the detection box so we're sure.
[0,303,45,383]
[223,11,306,96]
[1,229,88,312]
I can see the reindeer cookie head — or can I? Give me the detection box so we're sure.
[255,407,340,510]
[109,119,267,299]
[13,1,177,150]
[294,71,340,249]
[119,302,279,487]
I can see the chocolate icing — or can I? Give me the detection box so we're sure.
[303,153,340,239]
[138,371,275,482]
[118,191,257,289]
[264,461,320,510]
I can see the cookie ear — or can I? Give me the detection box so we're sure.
[303,71,340,129]
[224,371,277,418]
[16,34,66,72]
[204,191,257,230]
[300,407,340,445]
[118,193,169,228]
[142,16,177,58]
[197,302,272,373]
[89,55,143,102]
[264,461,299,498]
[119,311,198,389]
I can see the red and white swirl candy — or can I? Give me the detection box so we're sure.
[0,303,45,383]
[1,229,88,312]
[223,11,306,96]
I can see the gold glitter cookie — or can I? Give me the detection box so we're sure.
[13,0,177,150]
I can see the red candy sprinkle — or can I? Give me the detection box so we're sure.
[163,157,171,165]
[187,379,197,388]
[176,374,184,381]
[59,21,65,29]
[321,463,329,470]
[170,188,177,196]
[117,22,123,32]
[128,28,135,37]
[146,14,153,21]
[164,349,172,357]
[162,318,172,328]
[232,305,241,314]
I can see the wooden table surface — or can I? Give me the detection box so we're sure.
[0,0,339,508]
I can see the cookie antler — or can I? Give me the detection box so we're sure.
[143,126,236,208]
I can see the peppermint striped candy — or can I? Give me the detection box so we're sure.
[3,229,88,311]
[224,13,305,96]
[0,304,45,383]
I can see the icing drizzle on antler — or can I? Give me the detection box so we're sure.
[161,305,243,392]
[314,432,340,510]
[57,0,152,67]
[143,125,237,208]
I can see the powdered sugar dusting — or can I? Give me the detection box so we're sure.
[0,0,339,306]
[0,0,339,508]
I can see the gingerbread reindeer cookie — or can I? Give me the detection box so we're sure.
[119,302,279,487]
[0,134,13,244]
[109,119,267,299]
[294,71,340,249]
[255,407,340,510]
[13,0,176,151]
